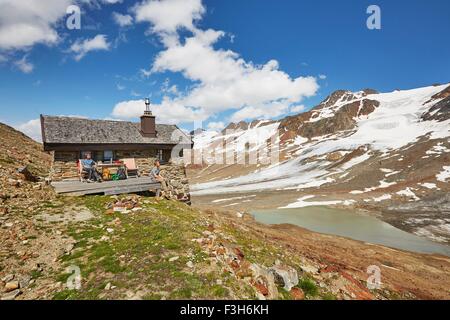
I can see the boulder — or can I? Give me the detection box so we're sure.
[250,264,278,299]
[269,265,299,291]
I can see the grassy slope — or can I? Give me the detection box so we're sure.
[51,196,333,300]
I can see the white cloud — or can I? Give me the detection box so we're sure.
[150,29,318,122]
[115,0,320,125]
[139,68,152,78]
[230,100,291,123]
[133,0,205,33]
[14,55,34,73]
[0,0,71,50]
[112,12,133,27]
[69,34,111,61]
[81,0,122,6]
[161,78,179,95]
[102,0,123,4]
[116,83,125,90]
[112,98,207,124]
[207,121,225,131]
[16,118,42,142]
[319,74,327,80]
[290,104,305,113]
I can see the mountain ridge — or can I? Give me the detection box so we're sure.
[189,82,450,244]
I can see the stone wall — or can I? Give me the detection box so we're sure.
[51,151,79,181]
[115,150,157,176]
[159,164,190,203]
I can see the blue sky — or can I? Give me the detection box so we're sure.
[0,0,449,140]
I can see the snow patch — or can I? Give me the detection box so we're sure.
[212,195,256,203]
[372,194,392,202]
[280,196,342,209]
[436,166,450,182]
[340,153,371,170]
[396,188,420,201]
[418,182,438,190]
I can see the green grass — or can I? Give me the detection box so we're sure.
[30,269,43,279]
[50,195,328,300]
[51,196,232,300]
[321,292,337,300]
[298,277,319,297]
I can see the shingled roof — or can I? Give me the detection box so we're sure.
[40,115,192,146]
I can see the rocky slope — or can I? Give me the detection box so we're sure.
[3,194,450,300]
[0,121,449,300]
[0,122,53,214]
[189,83,450,243]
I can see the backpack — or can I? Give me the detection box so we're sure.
[117,168,127,180]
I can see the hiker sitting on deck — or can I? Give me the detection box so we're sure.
[150,160,167,198]
[81,153,102,183]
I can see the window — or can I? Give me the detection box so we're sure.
[157,150,163,162]
[80,151,114,163]
[104,150,113,163]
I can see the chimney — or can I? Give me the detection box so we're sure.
[140,98,156,138]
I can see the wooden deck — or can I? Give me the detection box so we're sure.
[52,177,160,196]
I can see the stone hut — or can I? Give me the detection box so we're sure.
[40,103,193,200]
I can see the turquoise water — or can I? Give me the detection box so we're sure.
[252,206,450,257]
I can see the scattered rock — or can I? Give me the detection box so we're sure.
[4,281,20,292]
[269,265,299,291]
[106,228,114,234]
[250,264,278,299]
[301,265,319,274]
[1,275,14,283]
[32,184,42,190]
[18,276,32,289]
[253,282,269,296]
[1,289,21,300]
[169,256,179,262]
[290,287,305,300]
[186,261,194,268]
[233,247,245,261]
[8,179,21,187]
[104,283,111,290]
[65,243,74,254]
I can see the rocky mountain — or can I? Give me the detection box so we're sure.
[0,113,448,301]
[0,123,51,176]
[0,122,52,201]
[189,83,450,243]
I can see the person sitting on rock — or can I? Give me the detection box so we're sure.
[81,153,102,183]
[150,160,167,198]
